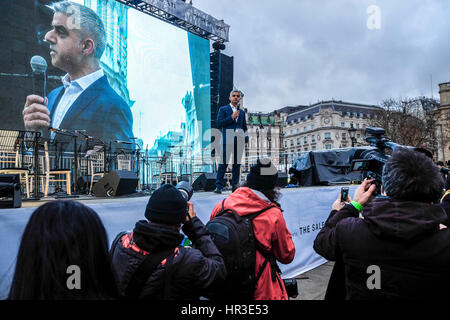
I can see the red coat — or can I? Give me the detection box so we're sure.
[210,187,296,300]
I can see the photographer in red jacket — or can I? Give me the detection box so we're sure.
[210,159,295,300]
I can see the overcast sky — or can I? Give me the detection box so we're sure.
[193,0,450,112]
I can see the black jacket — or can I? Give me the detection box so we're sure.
[314,197,450,300]
[110,217,226,300]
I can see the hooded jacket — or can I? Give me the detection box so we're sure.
[314,196,450,300]
[210,187,296,300]
[110,217,226,300]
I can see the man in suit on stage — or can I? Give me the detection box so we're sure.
[22,1,133,150]
[214,90,248,193]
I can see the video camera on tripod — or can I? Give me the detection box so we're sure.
[350,127,432,195]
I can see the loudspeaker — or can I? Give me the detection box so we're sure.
[0,174,22,208]
[92,170,138,197]
[276,172,288,187]
[192,172,217,192]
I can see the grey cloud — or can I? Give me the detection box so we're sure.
[194,0,450,111]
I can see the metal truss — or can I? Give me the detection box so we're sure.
[116,0,229,42]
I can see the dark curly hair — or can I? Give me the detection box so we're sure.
[382,147,444,203]
[241,181,281,206]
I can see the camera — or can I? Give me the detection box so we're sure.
[351,127,432,195]
[176,181,193,201]
[283,278,298,298]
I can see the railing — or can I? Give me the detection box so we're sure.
[1,130,307,196]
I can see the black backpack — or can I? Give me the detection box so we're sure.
[205,199,280,300]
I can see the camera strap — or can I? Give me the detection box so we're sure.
[255,245,282,283]
[125,247,176,299]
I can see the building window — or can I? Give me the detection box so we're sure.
[325,132,331,139]
[311,124,315,130]
[296,128,300,134]
[290,140,294,146]
[312,146,316,151]
[311,134,316,142]
[325,144,332,150]
[342,132,347,139]
[303,126,307,132]
[356,123,360,129]
[290,130,293,135]
[304,147,309,151]
[341,122,345,127]
[304,136,308,143]
[297,137,301,145]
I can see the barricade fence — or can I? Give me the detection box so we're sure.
[0,129,306,197]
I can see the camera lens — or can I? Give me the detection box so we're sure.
[176,181,193,201]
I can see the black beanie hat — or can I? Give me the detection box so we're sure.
[246,158,278,191]
[145,184,187,224]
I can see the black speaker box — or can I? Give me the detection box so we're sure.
[92,170,138,197]
[0,174,22,208]
[276,172,288,187]
[192,172,217,192]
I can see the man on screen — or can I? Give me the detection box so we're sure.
[22,1,133,148]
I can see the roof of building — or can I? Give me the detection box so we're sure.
[285,100,382,122]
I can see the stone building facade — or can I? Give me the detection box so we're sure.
[244,101,382,167]
[280,101,382,162]
[437,82,450,162]
[245,111,282,168]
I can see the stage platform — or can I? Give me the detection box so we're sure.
[0,185,358,299]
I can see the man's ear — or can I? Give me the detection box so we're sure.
[81,38,95,56]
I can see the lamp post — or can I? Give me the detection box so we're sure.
[256,127,260,160]
[348,123,357,147]
[279,126,286,173]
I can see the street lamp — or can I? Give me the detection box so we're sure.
[256,127,260,159]
[348,123,357,147]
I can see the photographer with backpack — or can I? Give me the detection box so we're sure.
[110,184,227,300]
[208,159,296,300]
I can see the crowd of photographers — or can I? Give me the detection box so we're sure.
[6,148,450,300]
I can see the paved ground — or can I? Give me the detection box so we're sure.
[291,261,334,300]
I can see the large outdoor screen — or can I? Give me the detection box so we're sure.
[0,0,211,156]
